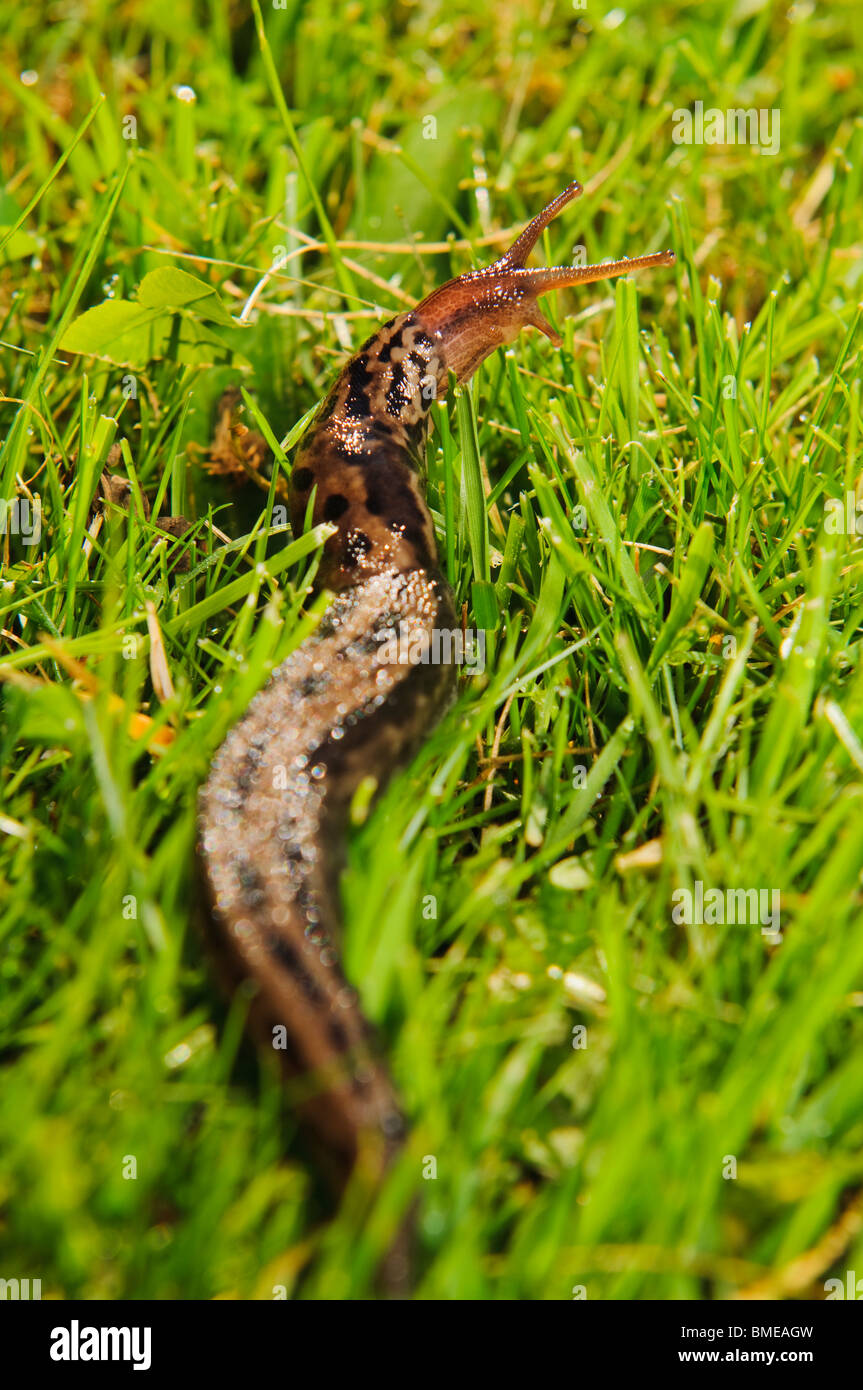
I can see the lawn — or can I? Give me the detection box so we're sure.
[1,0,862,1299]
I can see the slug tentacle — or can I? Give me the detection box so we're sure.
[197,182,673,1287]
[492,180,584,270]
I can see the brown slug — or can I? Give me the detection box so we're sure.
[197,181,674,1282]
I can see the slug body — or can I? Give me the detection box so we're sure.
[198,185,673,1191]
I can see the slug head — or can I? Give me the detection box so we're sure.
[415,181,675,383]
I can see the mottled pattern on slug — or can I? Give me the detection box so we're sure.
[199,562,455,1167]
[196,181,673,1231]
[200,297,457,1178]
[289,311,448,592]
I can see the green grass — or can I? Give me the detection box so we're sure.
[2,0,862,1300]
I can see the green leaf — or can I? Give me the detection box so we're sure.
[136,267,236,326]
[59,267,236,367]
[60,300,169,364]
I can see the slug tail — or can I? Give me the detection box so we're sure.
[198,566,456,1293]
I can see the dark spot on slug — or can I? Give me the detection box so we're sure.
[405,416,428,448]
[268,934,325,1006]
[233,750,260,797]
[342,530,373,569]
[299,671,329,698]
[346,391,372,421]
[364,475,425,527]
[342,630,384,661]
[292,467,314,492]
[359,318,397,355]
[323,493,350,522]
[386,361,407,416]
[238,862,266,905]
[345,356,374,420]
[364,483,386,516]
[377,327,403,364]
[393,524,427,554]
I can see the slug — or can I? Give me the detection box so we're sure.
[197,181,673,1278]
